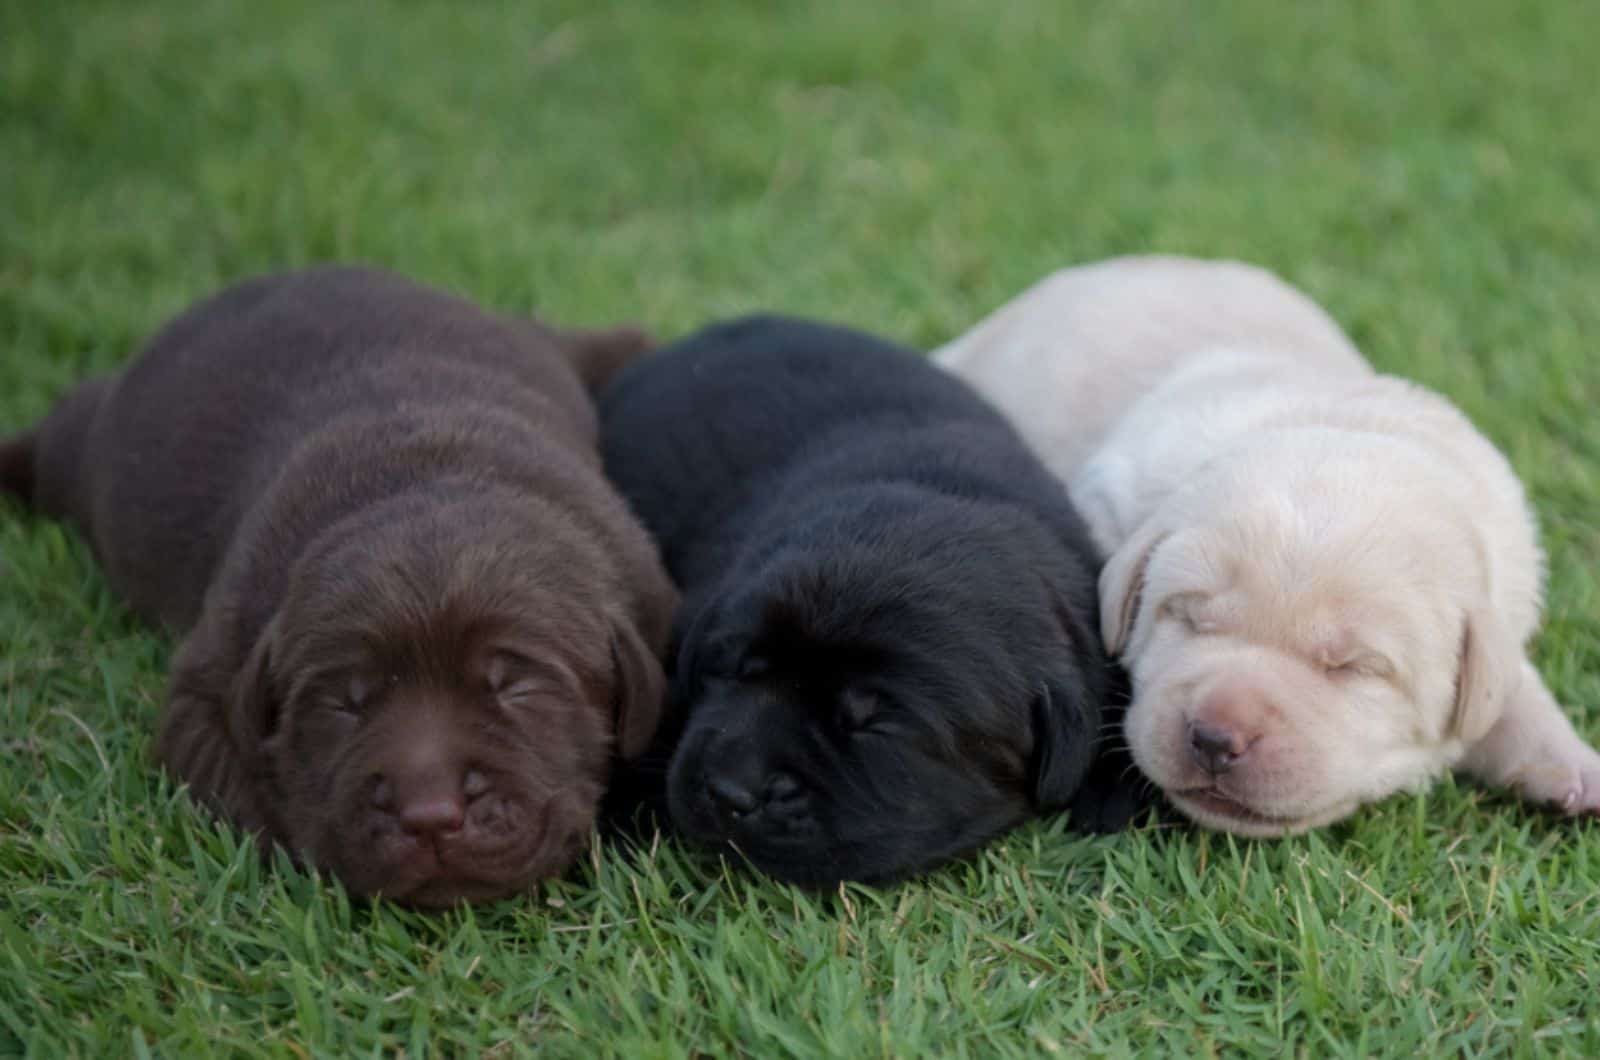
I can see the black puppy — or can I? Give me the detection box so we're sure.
[600,316,1139,886]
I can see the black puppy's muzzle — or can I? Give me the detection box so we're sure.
[667,714,822,847]
[705,769,810,829]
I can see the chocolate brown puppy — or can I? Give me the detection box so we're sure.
[0,267,675,906]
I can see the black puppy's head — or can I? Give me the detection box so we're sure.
[666,488,1109,885]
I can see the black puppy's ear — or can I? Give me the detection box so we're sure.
[667,590,726,693]
[610,617,668,760]
[1029,677,1097,809]
[1028,578,1110,807]
[562,325,657,392]
[157,613,284,837]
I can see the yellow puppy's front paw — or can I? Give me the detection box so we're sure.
[1514,746,1600,816]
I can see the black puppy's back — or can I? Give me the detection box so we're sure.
[600,315,1090,574]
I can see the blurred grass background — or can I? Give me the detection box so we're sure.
[2,0,1597,1055]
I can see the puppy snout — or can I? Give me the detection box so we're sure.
[1186,676,1270,775]
[1188,720,1250,776]
[707,769,805,821]
[371,769,471,839]
[398,790,467,837]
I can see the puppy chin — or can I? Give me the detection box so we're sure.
[1128,695,1361,838]
[1163,785,1357,838]
[304,785,594,907]
[665,728,855,885]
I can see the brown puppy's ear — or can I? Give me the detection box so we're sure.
[1098,525,1169,657]
[157,615,283,837]
[609,617,668,760]
[0,428,37,504]
[561,325,656,392]
[1447,608,1518,745]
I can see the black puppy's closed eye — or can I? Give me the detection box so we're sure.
[836,688,883,734]
[694,632,751,681]
[736,653,770,680]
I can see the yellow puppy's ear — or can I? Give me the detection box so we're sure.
[1098,525,1168,657]
[1447,608,1519,745]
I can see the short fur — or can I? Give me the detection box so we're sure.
[599,315,1137,886]
[0,267,675,904]
[936,255,1600,834]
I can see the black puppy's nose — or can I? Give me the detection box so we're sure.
[708,775,761,817]
[1188,721,1247,775]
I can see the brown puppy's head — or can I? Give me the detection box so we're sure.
[1102,433,1521,836]
[217,491,666,906]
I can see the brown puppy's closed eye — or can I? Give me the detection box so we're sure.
[1,267,675,906]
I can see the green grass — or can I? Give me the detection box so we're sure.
[3,0,1598,1055]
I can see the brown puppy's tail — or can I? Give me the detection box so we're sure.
[0,428,37,506]
[562,325,657,392]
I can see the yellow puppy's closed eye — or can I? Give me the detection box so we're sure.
[1160,593,1213,633]
[1323,652,1394,681]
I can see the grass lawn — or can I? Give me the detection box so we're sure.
[3,0,1599,1055]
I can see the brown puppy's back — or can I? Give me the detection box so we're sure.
[7,267,617,631]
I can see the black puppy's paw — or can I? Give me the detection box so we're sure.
[1069,773,1152,834]
[1068,750,1156,834]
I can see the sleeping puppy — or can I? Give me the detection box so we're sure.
[599,315,1136,886]
[0,267,676,905]
[936,255,1600,835]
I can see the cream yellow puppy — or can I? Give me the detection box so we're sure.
[935,256,1600,834]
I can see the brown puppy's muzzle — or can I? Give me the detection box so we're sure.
[318,705,594,907]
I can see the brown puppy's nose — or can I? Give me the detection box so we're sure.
[1188,720,1250,776]
[373,773,468,838]
[398,791,466,836]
